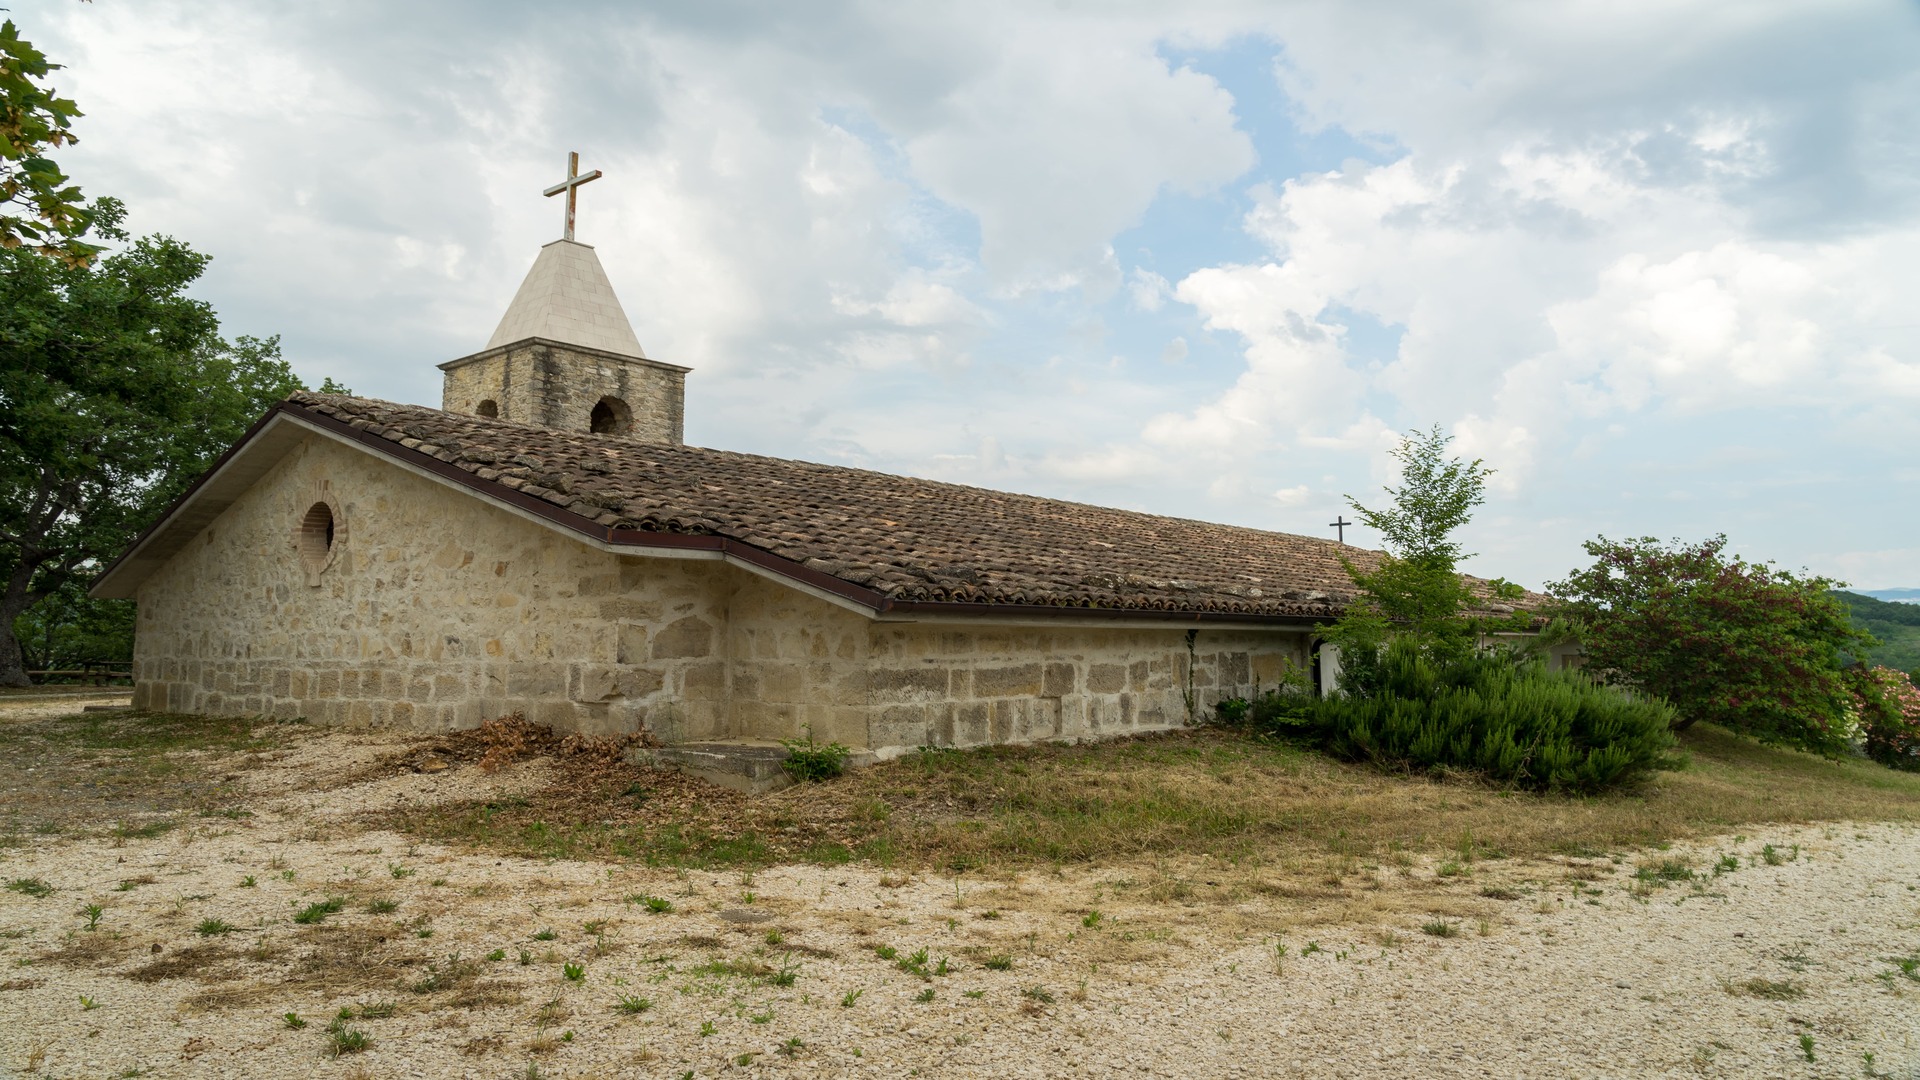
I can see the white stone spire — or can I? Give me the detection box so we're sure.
[485,239,647,358]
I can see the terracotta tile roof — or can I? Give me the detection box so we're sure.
[288,392,1531,621]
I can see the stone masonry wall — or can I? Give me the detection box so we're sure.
[723,580,1306,754]
[132,432,1312,751]
[131,434,727,735]
[440,340,685,444]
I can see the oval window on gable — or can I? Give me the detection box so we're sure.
[300,502,335,568]
[590,396,632,435]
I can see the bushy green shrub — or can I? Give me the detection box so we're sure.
[1219,642,1676,792]
[779,727,852,782]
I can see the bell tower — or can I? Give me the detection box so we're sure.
[439,153,689,443]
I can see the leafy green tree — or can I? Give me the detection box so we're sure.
[1549,535,1874,756]
[0,206,301,686]
[1326,426,1521,690]
[12,577,133,673]
[1,19,98,265]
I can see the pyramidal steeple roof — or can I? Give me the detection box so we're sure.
[485,239,647,358]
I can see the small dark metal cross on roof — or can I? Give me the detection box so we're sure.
[1330,515,1352,544]
[544,151,603,242]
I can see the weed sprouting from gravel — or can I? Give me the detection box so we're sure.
[293,897,345,924]
[628,893,674,913]
[1799,1033,1816,1062]
[914,987,935,1003]
[365,899,399,914]
[615,994,653,1014]
[80,903,104,930]
[1634,859,1694,884]
[283,1012,307,1030]
[411,953,480,994]
[325,1015,371,1057]
[532,927,557,941]
[7,878,53,898]
[841,989,863,1007]
[983,954,1013,971]
[897,947,934,979]
[1724,977,1803,1000]
[195,918,234,936]
[1421,921,1457,938]
[563,962,585,982]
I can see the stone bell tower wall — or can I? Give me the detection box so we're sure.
[439,339,687,444]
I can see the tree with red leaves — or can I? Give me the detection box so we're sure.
[1550,535,1875,757]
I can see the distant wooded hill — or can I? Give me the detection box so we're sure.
[1837,590,1920,675]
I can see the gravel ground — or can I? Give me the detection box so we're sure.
[0,726,1916,1079]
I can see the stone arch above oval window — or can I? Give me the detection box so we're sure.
[289,480,347,587]
[475,399,499,418]
[590,396,632,435]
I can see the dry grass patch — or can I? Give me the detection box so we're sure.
[124,942,244,983]
[372,723,1920,879]
[0,709,304,839]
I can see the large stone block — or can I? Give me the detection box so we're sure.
[1086,663,1126,694]
[972,663,1043,698]
[651,616,714,659]
[865,666,949,703]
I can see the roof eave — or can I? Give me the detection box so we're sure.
[89,403,311,600]
[437,336,691,375]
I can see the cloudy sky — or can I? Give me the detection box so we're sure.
[21,1,1920,590]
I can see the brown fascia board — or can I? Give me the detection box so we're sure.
[437,337,692,375]
[90,397,1332,629]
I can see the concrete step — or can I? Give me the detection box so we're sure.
[635,740,877,795]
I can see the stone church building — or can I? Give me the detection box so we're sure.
[93,190,1400,778]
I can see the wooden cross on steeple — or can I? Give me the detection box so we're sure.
[1329,515,1352,544]
[543,151,603,242]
